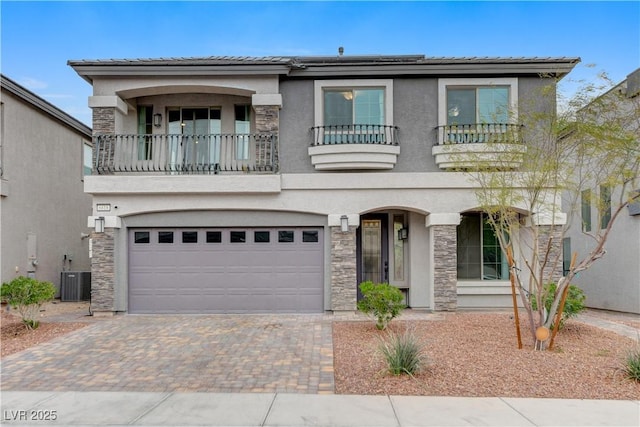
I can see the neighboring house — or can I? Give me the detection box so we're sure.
[564,68,640,314]
[0,74,93,294]
[68,54,579,315]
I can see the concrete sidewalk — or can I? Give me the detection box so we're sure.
[1,391,638,426]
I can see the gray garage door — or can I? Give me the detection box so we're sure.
[128,227,324,314]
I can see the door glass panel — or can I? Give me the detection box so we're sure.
[158,231,174,244]
[393,215,404,281]
[206,231,222,243]
[362,220,381,283]
[278,230,294,243]
[230,231,246,243]
[302,230,319,243]
[255,231,270,243]
[182,231,198,243]
[134,232,150,244]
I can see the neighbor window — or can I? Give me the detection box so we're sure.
[457,213,509,281]
[562,238,571,276]
[581,189,592,232]
[600,185,611,229]
[83,142,93,176]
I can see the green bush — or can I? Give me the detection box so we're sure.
[621,342,640,382]
[531,282,586,329]
[1,276,55,330]
[379,328,427,376]
[357,281,405,330]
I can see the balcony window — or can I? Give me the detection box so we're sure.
[438,78,519,145]
[167,107,222,169]
[137,106,154,160]
[457,213,509,281]
[235,105,250,160]
[447,87,509,125]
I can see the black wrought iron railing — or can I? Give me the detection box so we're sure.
[93,133,278,174]
[311,124,399,146]
[435,123,523,145]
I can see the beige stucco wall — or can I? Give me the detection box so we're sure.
[0,90,92,293]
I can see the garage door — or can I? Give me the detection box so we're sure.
[128,227,324,314]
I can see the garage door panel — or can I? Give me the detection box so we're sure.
[129,227,324,314]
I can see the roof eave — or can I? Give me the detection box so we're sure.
[1,74,92,137]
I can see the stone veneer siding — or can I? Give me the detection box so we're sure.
[93,107,115,134]
[330,226,357,311]
[91,108,117,313]
[433,225,458,311]
[90,229,115,312]
[253,105,280,171]
[537,225,564,284]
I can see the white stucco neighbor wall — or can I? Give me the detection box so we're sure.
[568,187,640,314]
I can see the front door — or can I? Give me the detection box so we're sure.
[357,214,389,300]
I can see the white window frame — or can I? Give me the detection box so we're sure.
[438,78,519,128]
[314,79,394,127]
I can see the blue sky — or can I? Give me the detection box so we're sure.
[2,1,639,126]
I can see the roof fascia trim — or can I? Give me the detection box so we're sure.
[1,74,92,137]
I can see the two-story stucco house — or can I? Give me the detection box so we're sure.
[1,74,93,293]
[68,54,579,315]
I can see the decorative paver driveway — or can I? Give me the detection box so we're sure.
[1,315,334,393]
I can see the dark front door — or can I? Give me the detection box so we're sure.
[356,214,389,300]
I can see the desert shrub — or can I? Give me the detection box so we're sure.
[531,282,586,329]
[379,328,427,376]
[357,281,405,330]
[621,342,640,382]
[1,276,55,330]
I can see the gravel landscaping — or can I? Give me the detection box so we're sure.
[3,302,639,400]
[333,312,640,400]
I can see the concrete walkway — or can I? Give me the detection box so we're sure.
[1,391,638,426]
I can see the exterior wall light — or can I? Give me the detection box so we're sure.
[153,113,162,127]
[95,216,105,233]
[340,215,349,232]
[398,227,408,240]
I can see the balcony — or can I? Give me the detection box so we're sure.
[309,125,400,170]
[93,133,278,174]
[433,124,525,170]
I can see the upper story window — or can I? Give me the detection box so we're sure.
[447,87,509,125]
[438,78,519,145]
[234,105,250,160]
[324,89,385,126]
[313,80,395,145]
[137,106,154,160]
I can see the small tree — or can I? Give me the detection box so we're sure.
[462,69,639,349]
[1,276,56,330]
[357,281,405,330]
